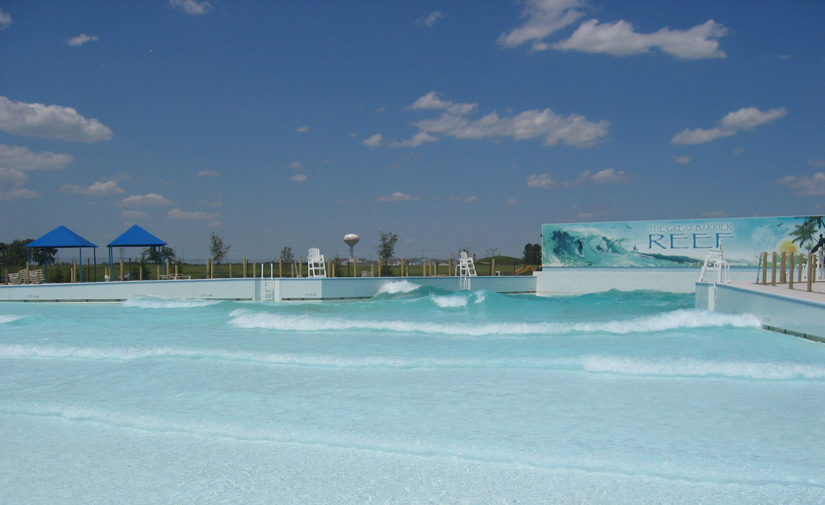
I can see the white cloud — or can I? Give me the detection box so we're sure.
[408,92,477,116]
[290,160,303,169]
[60,180,126,196]
[719,107,788,130]
[296,125,309,133]
[671,127,735,145]
[671,107,787,145]
[588,168,628,184]
[417,11,444,28]
[392,132,440,148]
[527,173,558,189]
[0,144,73,170]
[0,8,11,30]
[197,169,219,176]
[363,134,383,148]
[809,160,825,168]
[0,168,39,200]
[673,155,692,164]
[377,191,420,202]
[499,1,727,59]
[168,208,219,220]
[530,169,627,188]
[777,172,825,196]
[122,210,148,220]
[554,19,728,59]
[170,0,211,15]
[498,0,586,50]
[66,34,99,46]
[0,96,113,142]
[120,193,173,207]
[291,173,307,182]
[506,198,521,205]
[414,105,609,148]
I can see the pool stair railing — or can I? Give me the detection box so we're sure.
[455,252,477,290]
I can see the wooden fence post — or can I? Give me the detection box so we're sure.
[789,253,795,289]
[808,253,814,292]
[771,252,777,286]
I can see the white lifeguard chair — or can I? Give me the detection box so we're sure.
[307,248,327,278]
[455,251,477,290]
[699,247,729,284]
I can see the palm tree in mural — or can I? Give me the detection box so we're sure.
[790,216,825,248]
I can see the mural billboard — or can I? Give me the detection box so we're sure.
[542,216,825,268]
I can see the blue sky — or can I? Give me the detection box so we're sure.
[1,0,824,262]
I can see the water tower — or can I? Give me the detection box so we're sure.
[343,234,360,262]
[344,234,360,277]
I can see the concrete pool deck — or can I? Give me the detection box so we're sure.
[696,279,825,342]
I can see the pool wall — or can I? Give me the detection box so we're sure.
[535,268,757,295]
[0,276,536,303]
[696,281,825,342]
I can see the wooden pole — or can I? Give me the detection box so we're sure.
[808,253,814,292]
[243,258,248,278]
[798,253,804,283]
[378,258,382,277]
[780,252,787,284]
[166,258,171,279]
[139,267,143,281]
[206,258,211,279]
[119,260,124,281]
[229,263,233,278]
[789,253,795,289]
[771,252,777,286]
[761,252,767,284]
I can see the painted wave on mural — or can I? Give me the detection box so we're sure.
[542,227,704,267]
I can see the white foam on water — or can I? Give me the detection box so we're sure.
[227,308,761,336]
[5,342,821,380]
[579,354,825,380]
[0,314,25,324]
[122,297,222,309]
[431,294,469,308]
[376,280,422,295]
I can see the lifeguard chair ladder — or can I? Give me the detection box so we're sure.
[455,251,477,290]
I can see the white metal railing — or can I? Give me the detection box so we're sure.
[699,248,729,284]
[260,263,276,302]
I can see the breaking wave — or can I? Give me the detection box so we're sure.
[2,344,821,381]
[122,297,223,309]
[0,314,26,324]
[227,308,759,336]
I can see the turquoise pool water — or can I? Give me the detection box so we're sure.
[2,282,824,504]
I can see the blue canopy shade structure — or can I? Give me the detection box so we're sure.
[107,225,167,280]
[25,225,97,282]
